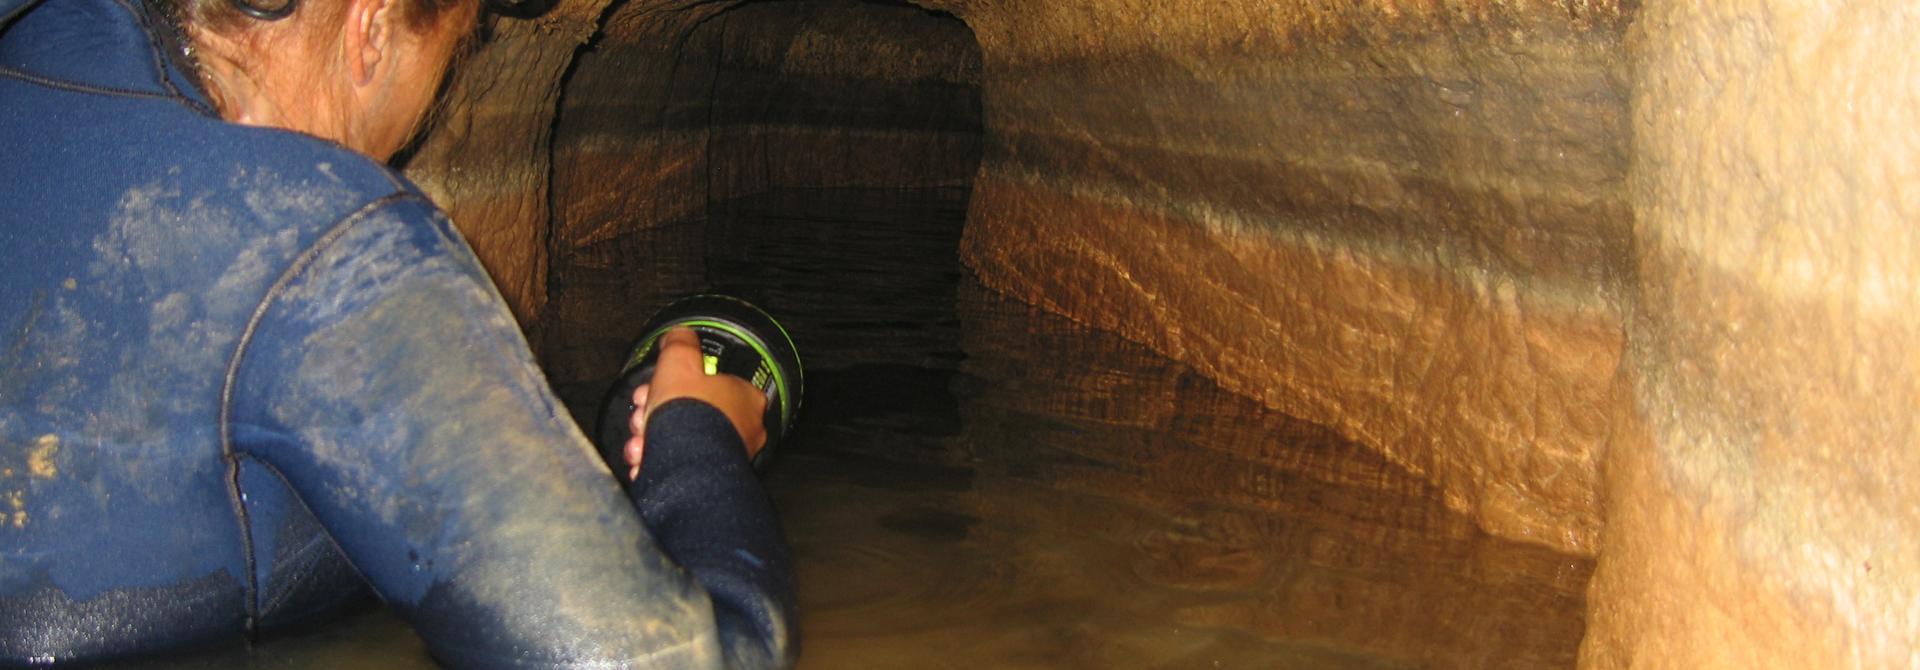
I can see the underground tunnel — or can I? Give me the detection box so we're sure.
[114,0,1920,666]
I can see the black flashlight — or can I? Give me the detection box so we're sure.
[596,295,804,474]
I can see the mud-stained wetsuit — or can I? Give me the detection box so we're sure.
[0,1,794,667]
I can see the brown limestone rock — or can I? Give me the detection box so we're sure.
[1584,0,1920,665]
[550,0,982,249]
[543,0,984,383]
[548,5,724,254]
[402,0,612,332]
[950,0,1635,554]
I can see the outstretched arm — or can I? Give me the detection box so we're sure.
[625,328,792,669]
[224,197,794,669]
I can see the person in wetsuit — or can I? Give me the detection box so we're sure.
[0,0,794,667]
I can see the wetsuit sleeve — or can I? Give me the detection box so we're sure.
[223,195,795,669]
[631,399,794,669]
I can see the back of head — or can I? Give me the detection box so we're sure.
[151,0,551,161]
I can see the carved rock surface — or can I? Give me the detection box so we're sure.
[405,0,1920,663]
[401,0,613,334]
[542,0,985,387]
[1583,1,1920,666]
[939,0,1635,555]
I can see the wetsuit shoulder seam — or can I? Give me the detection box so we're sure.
[0,66,183,102]
[0,0,222,116]
[216,190,428,637]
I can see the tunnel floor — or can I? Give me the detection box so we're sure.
[119,187,1595,669]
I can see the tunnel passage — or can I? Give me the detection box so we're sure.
[398,0,1920,665]
[539,0,985,399]
[507,4,1597,665]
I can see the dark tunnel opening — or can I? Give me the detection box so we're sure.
[539,0,986,409]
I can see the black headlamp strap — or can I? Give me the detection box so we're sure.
[229,0,294,20]
[2,0,42,29]
[224,0,549,22]
[483,0,550,19]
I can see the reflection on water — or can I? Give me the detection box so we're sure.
[787,283,1590,669]
[102,605,427,669]
[130,188,1593,668]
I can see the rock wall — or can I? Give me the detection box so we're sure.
[410,0,1920,663]
[402,0,613,335]
[1582,1,1920,665]
[935,0,1635,555]
[423,0,1633,559]
[541,0,984,388]
[702,2,982,205]
[549,0,981,240]
[544,4,724,258]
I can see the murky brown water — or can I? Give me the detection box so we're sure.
[124,188,1592,668]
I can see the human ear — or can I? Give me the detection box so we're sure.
[344,0,395,86]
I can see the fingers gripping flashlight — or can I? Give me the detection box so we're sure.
[596,296,804,473]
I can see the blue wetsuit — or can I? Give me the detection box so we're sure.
[0,1,794,667]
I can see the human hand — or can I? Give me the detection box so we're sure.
[624,327,770,479]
